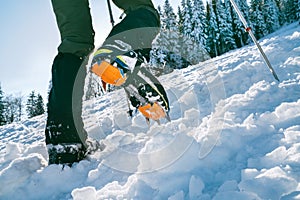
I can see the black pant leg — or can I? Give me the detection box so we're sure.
[101,8,160,61]
[46,53,87,146]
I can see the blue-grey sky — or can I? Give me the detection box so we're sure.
[0,0,179,100]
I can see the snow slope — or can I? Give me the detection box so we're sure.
[0,23,300,200]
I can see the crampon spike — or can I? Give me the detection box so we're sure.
[165,112,171,122]
[145,117,150,126]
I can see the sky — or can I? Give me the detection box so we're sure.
[0,0,180,101]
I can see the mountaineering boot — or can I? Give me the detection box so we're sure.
[45,118,88,165]
[46,53,101,165]
[46,121,102,165]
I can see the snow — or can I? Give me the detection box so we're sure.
[1,22,300,199]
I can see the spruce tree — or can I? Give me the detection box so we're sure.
[262,0,280,34]
[216,0,236,54]
[212,0,223,55]
[274,0,287,25]
[152,0,185,71]
[177,5,184,34]
[230,0,250,47]
[239,0,251,44]
[15,95,23,122]
[161,0,177,31]
[206,1,219,57]
[211,0,224,55]
[299,0,300,20]
[298,0,300,20]
[249,0,267,39]
[178,0,195,63]
[26,91,45,118]
[5,95,15,124]
[191,0,207,48]
[5,95,22,123]
[182,0,193,36]
[284,0,299,23]
[224,0,238,51]
[35,94,45,116]
[183,0,210,63]
[26,91,37,118]
[0,84,6,126]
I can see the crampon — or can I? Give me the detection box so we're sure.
[91,50,170,124]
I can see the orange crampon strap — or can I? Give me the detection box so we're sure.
[91,61,126,86]
[138,102,166,121]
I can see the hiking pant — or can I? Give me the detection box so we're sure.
[51,0,95,58]
[46,0,94,146]
[102,7,160,61]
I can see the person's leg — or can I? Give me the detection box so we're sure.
[51,0,95,58]
[46,0,94,165]
[95,7,160,62]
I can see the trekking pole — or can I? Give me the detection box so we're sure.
[107,0,115,27]
[229,0,280,82]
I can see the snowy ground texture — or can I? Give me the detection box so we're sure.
[1,23,300,200]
